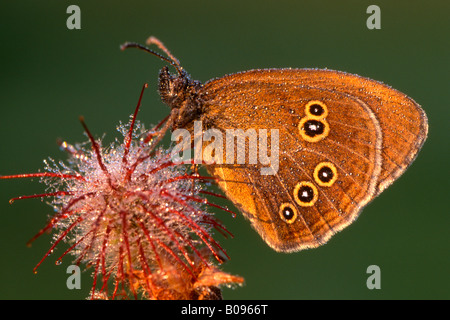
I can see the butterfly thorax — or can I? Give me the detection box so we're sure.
[158,66,204,130]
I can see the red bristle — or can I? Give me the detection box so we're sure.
[79,117,113,187]
[99,223,112,294]
[162,174,218,185]
[201,215,234,239]
[0,172,84,181]
[137,238,157,296]
[137,221,195,279]
[140,204,196,270]
[123,83,148,165]
[33,216,84,274]
[9,191,73,204]
[173,229,210,267]
[162,192,230,261]
[166,206,228,263]
[137,190,218,255]
[90,248,103,300]
[120,210,138,299]
[185,194,237,217]
[199,190,228,199]
[26,194,90,246]
[55,229,93,266]
[57,139,87,161]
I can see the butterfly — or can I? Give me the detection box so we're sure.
[121,37,428,252]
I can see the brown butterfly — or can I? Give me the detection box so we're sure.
[122,37,428,253]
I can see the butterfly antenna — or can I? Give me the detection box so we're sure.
[120,37,183,76]
[146,36,181,69]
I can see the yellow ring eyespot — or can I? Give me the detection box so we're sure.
[293,181,318,207]
[298,117,330,142]
[313,162,338,187]
[305,100,328,119]
[279,203,298,224]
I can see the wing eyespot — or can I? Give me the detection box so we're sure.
[298,117,330,142]
[279,203,298,224]
[293,181,318,207]
[305,100,328,119]
[313,162,338,187]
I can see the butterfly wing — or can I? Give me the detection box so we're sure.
[198,68,427,252]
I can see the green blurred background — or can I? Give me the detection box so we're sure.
[0,1,448,300]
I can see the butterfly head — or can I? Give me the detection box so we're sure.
[121,39,203,126]
[157,65,204,132]
[158,66,196,109]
